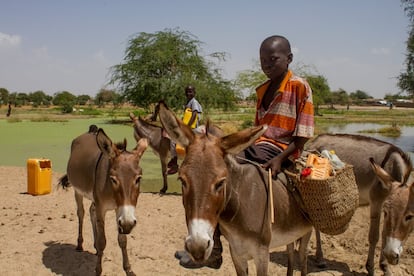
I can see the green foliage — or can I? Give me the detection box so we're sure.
[234,61,267,99]
[76,94,91,105]
[79,107,102,116]
[53,91,77,106]
[402,0,414,22]
[331,89,350,105]
[109,28,236,110]
[399,0,414,96]
[29,90,51,106]
[305,75,331,106]
[349,90,372,101]
[398,27,414,95]
[95,88,121,107]
[15,92,29,106]
[0,87,9,106]
[62,102,74,113]
[241,119,254,129]
[358,125,401,137]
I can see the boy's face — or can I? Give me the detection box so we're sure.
[260,40,292,81]
[185,87,195,100]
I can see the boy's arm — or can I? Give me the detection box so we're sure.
[263,136,309,175]
[187,110,198,127]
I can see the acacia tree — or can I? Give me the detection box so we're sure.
[29,90,52,107]
[305,75,331,114]
[399,0,414,96]
[52,91,76,113]
[234,61,267,101]
[0,88,9,107]
[109,28,236,110]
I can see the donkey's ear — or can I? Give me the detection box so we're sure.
[220,125,267,154]
[133,138,148,158]
[96,128,117,158]
[158,101,194,147]
[369,157,394,194]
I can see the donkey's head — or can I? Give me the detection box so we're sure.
[96,128,148,234]
[158,102,266,262]
[370,158,414,265]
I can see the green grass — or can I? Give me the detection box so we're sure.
[316,107,414,125]
[358,125,402,137]
[0,118,182,193]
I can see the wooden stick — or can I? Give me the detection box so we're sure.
[268,169,274,224]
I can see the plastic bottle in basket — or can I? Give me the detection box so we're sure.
[321,150,345,170]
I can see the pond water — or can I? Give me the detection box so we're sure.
[324,123,414,162]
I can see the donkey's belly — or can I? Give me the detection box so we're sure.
[73,185,94,201]
[269,226,312,248]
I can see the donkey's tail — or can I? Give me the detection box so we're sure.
[58,174,71,189]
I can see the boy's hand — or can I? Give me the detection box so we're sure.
[263,156,283,176]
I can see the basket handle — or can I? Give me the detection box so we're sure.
[283,169,300,181]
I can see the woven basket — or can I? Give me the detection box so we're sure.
[285,165,359,235]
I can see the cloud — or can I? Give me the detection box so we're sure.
[370,47,390,55]
[0,32,21,48]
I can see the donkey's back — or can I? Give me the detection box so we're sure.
[67,132,102,199]
[306,133,412,204]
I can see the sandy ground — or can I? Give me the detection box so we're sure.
[0,166,413,276]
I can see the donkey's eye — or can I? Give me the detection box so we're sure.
[405,214,414,222]
[110,176,119,187]
[215,179,225,193]
[383,210,388,218]
[135,175,142,186]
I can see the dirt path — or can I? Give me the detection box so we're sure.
[0,166,413,275]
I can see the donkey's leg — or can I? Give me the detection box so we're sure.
[252,244,269,276]
[229,245,249,276]
[159,143,169,194]
[366,202,383,276]
[89,203,98,253]
[298,231,312,276]
[74,191,84,251]
[314,230,327,267]
[118,233,135,276]
[94,206,106,276]
[287,242,295,276]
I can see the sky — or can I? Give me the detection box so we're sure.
[0,0,411,99]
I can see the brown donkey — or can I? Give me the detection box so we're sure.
[306,133,412,275]
[59,128,148,275]
[130,113,171,193]
[159,102,313,276]
[370,158,414,276]
[130,103,224,194]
